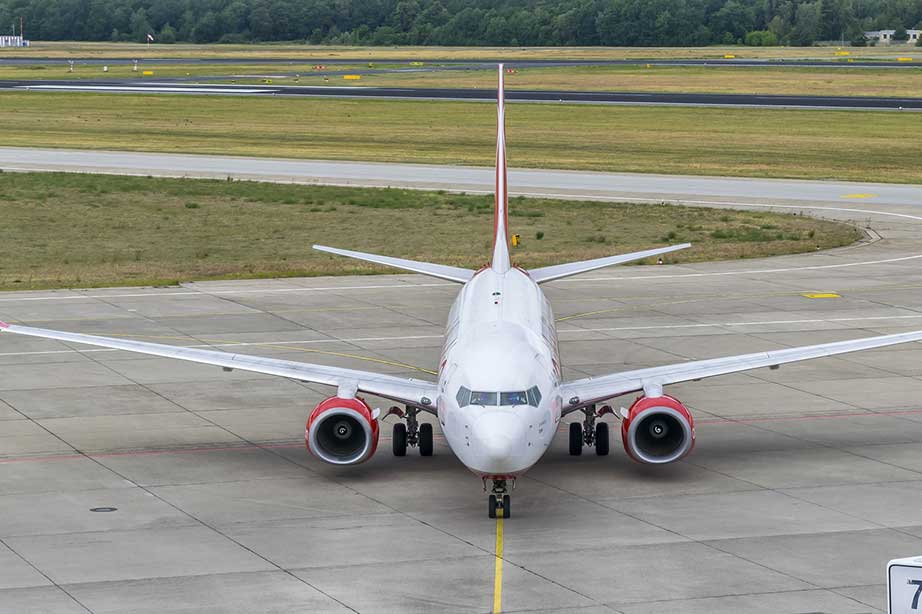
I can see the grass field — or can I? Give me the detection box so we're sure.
[1,91,920,183]
[0,173,859,291]
[4,41,920,61]
[300,64,922,98]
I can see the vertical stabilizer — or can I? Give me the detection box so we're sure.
[491,64,511,274]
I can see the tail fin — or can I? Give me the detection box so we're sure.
[491,64,511,274]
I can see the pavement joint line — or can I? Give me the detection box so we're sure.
[0,536,95,613]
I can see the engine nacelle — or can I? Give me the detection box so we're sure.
[621,394,695,464]
[306,396,379,465]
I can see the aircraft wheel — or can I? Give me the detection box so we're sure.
[595,422,610,456]
[502,494,511,518]
[393,423,407,457]
[569,422,583,456]
[488,494,498,519]
[419,423,434,456]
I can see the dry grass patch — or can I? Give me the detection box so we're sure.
[0,173,860,291]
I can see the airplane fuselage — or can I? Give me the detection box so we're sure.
[436,267,563,477]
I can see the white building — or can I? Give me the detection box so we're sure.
[864,29,921,44]
[0,35,29,47]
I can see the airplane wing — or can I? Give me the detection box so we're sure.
[560,328,922,410]
[528,243,691,284]
[0,321,438,409]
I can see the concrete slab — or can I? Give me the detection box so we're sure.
[0,586,87,614]
[66,571,353,614]
[707,528,922,589]
[5,526,275,584]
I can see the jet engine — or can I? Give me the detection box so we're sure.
[621,394,695,464]
[306,396,379,465]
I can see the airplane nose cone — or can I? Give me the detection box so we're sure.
[472,412,527,473]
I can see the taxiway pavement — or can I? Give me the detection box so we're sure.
[3,146,922,209]
[5,79,922,109]
[1,162,922,611]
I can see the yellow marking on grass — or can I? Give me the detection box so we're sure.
[493,516,504,614]
[802,292,840,299]
[841,193,877,199]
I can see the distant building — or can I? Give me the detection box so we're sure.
[0,35,29,47]
[864,29,921,44]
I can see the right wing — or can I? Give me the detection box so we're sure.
[529,243,691,284]
[313,245,474,283]
[561,328,922,410]
[0,322,438,409]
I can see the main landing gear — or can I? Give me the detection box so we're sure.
[386,406,434,457]
[486,478,512,519]
[569,404,612,456]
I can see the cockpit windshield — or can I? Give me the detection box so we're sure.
[457,386,542,407]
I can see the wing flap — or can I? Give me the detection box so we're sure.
[313,245,473,283]
[561,328,922,409]
[0,323,437,408]
[529,243,691,284]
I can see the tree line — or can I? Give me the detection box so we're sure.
[2,0,921,47]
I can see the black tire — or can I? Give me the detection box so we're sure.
[569,422,583,456]
[488,494,498,519]
[502,494,511,518]
[595,422,610,456]
[419,423,434,457]
[392,423,407,457]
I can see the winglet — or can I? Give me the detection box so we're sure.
[0,321,8,329]
[491,64,511,274]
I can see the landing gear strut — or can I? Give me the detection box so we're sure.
[486,478,512,518]
[569,405,612,456]
[386,406,434,457]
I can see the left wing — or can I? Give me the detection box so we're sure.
[560,328,922,410]
[0,322,437,409]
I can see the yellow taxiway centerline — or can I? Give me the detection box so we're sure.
[493,516,504,613]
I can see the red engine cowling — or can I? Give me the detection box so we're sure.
[305,396,379,465]
[621,395,695,464]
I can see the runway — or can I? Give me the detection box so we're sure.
[6,79,922,109]
[2,152,922,611]
[3,146,922,208]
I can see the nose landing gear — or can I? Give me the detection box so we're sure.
[386,406,434,457]
[568,405,612,456]
[485,478,512,518]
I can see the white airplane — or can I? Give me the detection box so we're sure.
[5,66,922,519]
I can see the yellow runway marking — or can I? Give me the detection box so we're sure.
[841,193,877,199]
[802,292,841,299]
[493,516,504,614]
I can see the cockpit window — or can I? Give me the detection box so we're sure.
[500,391,528,406]
[527,386,542,407]
[470,391,498,406]
[456,387,542,407]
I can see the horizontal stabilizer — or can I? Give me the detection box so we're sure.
[528,243,691,284]
[313,245,474,283]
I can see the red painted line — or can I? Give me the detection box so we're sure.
[0,434,448,465]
